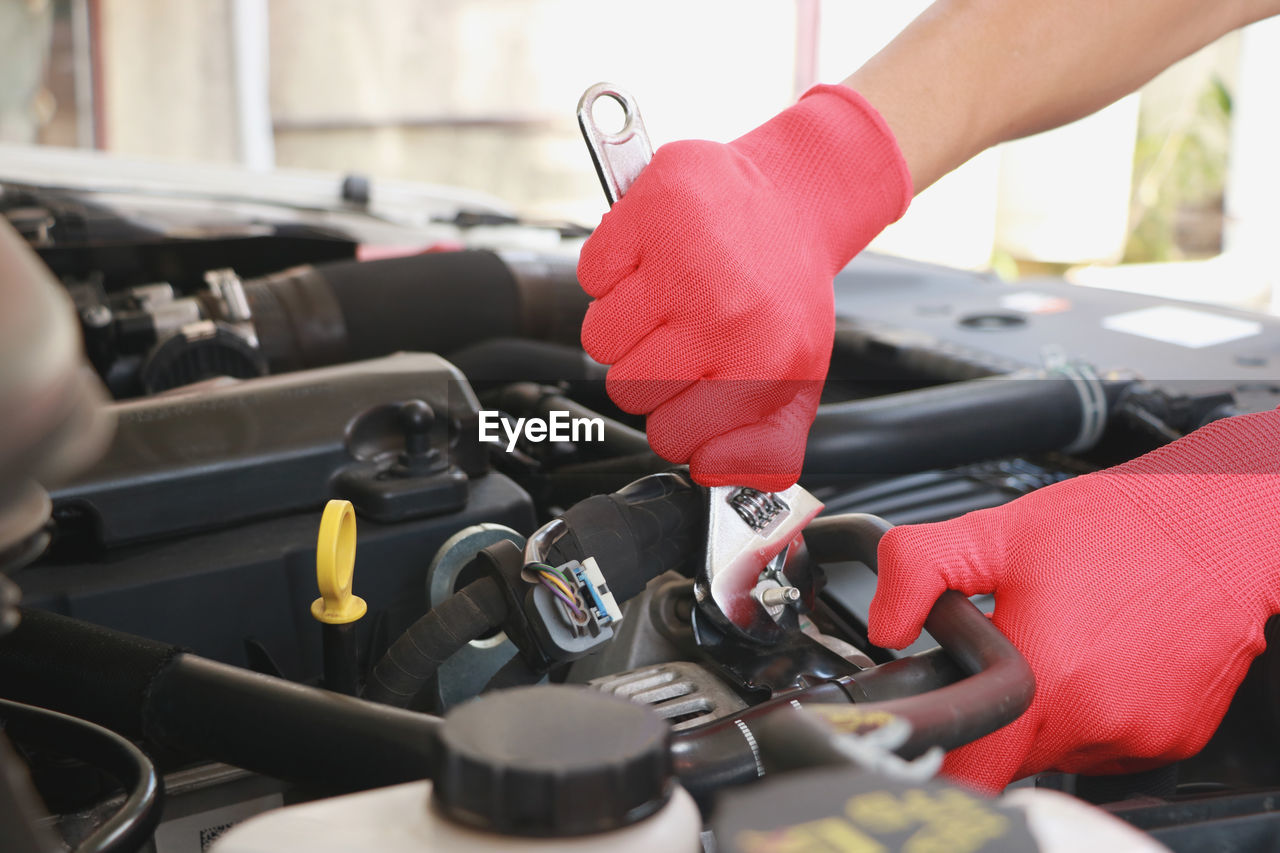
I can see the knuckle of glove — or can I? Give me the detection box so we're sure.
[689,443,801,493]
[576,220,635,299]
[580,294,638,365]
[646,418,695,464]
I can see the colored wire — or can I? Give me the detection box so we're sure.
[537,569,575,600]
[539,576,583,617]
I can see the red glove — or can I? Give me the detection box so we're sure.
[869,410,1280,793]
[577,84,911,491]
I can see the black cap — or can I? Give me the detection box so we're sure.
[432,685,672,838]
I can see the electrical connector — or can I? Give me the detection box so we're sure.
[574,557,623,625]
[524,558,623,662]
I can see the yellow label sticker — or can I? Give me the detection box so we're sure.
[734,787,1009,853]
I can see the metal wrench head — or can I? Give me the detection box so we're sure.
[578,82,653,205]
[696,484,824,642]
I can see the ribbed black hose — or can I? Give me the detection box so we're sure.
[246,250,590,372]
[805,374,1130,478]
[362,577,508,708]
[0,698,161,853]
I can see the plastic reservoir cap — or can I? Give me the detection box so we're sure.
[311,499,367,625]
[433,686,673,838]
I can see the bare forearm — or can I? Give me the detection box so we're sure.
[848,0,1280,191]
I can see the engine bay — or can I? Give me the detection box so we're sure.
[3,169,1280,853]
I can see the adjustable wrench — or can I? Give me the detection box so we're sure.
[577,83,824,644]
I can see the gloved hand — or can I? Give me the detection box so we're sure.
[869,410,1280,793]
[577,84,912,491]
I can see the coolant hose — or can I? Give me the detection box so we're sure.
[362,577,508,708]
[245,250,590,372]
[0,610,443,793]
[804,372,1130,478]
[670,513,1035,800]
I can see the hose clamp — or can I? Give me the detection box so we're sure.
[1042,348,1107,453]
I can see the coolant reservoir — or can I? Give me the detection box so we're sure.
[210,779,701,853]
[213,686,702,852]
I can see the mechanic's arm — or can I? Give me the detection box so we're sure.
[579,0,1280,492]
[853,0,1280,190]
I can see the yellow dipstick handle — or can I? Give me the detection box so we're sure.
[311,499,367,624]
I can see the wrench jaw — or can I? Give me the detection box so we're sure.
[695,484,824,644]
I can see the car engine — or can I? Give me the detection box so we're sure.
[1,167,1279,853]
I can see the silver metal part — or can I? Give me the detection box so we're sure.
[589,661,747,731]
[205,268,259,346]
[729,488,790,533]
[206,269,252,324]
[130,282,177,310]
[149,299,204,338]
[577,82,654,205]
[426,524,524,709]
[799,619,876,669]
[698,483,823,641]
[759,586,800,609]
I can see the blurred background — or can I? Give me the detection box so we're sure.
[4,0,1280,311]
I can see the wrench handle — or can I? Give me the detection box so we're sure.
[577,83,654,205]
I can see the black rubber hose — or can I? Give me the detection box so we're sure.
[494,382,651,459]
[671,513,1035,800]
[670,681,854,801]
[246,250,590,373]
[0,698,161,853]
[804,374,1130,478]
[448,338,607,387]
[544,452,673,506]
[837,647,967,702]
[362,577,508,708]
[148,656,441,792]
[0,610,442,793]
